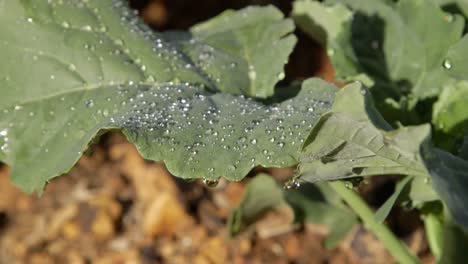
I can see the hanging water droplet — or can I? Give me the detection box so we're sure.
[203,178,219,187]
[442,59,452,69]
[360,87,367,95]
[184,178,197,183]
[277,142,285,148]
[277,72,285,80]
[284,178,301,190]
[250,139,257,144]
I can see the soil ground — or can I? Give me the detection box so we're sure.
[0,1,434,263]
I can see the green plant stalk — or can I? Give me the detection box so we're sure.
[328,181,420,264]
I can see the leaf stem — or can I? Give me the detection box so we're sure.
[328,181,420,264]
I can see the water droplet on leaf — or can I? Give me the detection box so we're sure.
[443,59,452,69]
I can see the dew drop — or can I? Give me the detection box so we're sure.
[82,25,92,31]
[250,139,257,144]
[442,59,452,69]
[85,99,94,108]
[237,137,247,144]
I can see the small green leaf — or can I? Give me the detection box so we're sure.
[420,201,444,261]
[284,182,357,248]
[228,174,285,236]
[433,81,468,145]
[228,175,356,248]
[374,176,412,223]
[408,176,440,206]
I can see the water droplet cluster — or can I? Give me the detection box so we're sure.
[106,82,333,180]
[0,129,9,153]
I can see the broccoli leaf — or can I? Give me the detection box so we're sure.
[0,0,335,193]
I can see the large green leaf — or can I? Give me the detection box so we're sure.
[293,0,465,104]
[0,0,337,193]
[228,174,356,248]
